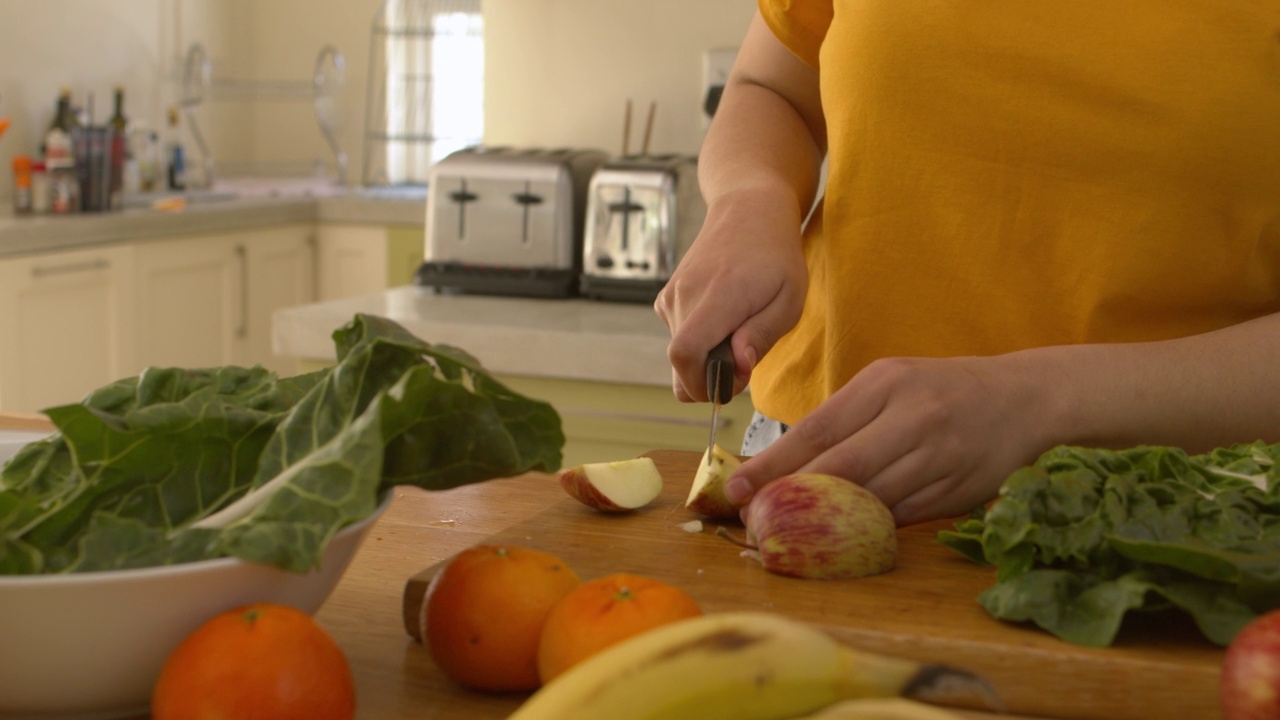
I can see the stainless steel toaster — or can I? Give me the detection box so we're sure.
[579,154,706,303]
[416,146,608,297]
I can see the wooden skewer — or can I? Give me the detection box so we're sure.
[622,98,633,157]
[641,101,656,157]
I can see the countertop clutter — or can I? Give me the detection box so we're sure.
[0,414,1054,720]
[6,407,1225,720]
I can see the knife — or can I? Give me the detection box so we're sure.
[705,337,735,466]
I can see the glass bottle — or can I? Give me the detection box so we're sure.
[166,107,186,191]
[107,87,128,209]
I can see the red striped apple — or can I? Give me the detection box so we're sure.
[684,443,743,518]
[558,457,664,512]
[1222,608,1280,720]
[740,473,897,580]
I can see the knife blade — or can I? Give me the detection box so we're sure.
[705,337,735,466]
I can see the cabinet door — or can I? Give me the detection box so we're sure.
[134,234,240,370]
[316,225,389,301]
[238,226,316,376]
[0,245,138,414]
[135,226,316,377]
[495,375,755,469]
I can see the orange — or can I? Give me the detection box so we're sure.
[537,572,703,683]
[151,602,355,720]
[422,544,582,692]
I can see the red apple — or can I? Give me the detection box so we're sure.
[684,443,743,518]
[558,457,664,512]
[1222,609,1280,720]
[740,473,897,580]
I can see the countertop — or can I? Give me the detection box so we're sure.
[0,189,426,258]
[272,285,675,387]
[0,413,1044,720]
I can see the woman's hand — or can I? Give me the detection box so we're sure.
[725,354,1052,526]
[655,9,825,404]
[654,186,809,403]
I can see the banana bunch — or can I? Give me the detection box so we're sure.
[508,611,997,720]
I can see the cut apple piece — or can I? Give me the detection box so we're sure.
[684,444,743,518]
[558,457,665,512]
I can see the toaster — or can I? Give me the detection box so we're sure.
[416,146,608,297]
[579,154,706,303]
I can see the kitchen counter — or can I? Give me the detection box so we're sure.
[273,285,675,387]
[0,413,1045,720]
[0,190,425,258]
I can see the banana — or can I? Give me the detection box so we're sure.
[791,698,967,719]
[507,611,997,720]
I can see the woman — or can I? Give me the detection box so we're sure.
[655,0,1280,525]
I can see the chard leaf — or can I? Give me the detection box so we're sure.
[977,569,1154,647]
[0,312,565,575]
[941,441,1280,647]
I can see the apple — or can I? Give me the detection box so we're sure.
[684,443,743,518]
[738,473,897,580]
[558,457,665,512]
[1222,608,1280,720]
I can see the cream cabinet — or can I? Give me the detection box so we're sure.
[316,224,423,300]
[0,244,139,413]
[495,375,754,469]
[134,225,316,376]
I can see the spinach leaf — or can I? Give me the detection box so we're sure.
[938,442,1280,646]
[0,313,564,575]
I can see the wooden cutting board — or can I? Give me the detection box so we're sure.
[402,450,1224,720]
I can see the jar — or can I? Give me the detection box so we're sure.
[30,161,51,214]
[11,155,33,214]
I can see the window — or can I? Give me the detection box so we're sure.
[363,0,483,186]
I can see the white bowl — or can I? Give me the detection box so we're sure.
[0,491,390,719]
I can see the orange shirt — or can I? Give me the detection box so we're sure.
[751,0,1280,425]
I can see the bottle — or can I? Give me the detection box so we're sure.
[108,87,128,134]
[107,86,128,209]
[49,88,79,134]
[165,107,186,191]
[11,156,33,214]
[44,88,77,173]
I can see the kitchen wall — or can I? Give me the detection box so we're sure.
[242,0,755,181]
[0,0,253,198]
[483,0,754,156]
[0,1,754,199]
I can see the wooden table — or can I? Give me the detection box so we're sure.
[0,412,1218,712]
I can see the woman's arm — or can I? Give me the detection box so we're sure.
[655,11,827,402]
[726,311,1280,526]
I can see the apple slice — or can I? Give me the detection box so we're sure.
[684,444,743,518]
[558,457,664,512]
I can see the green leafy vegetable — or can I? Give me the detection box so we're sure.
[0,313,564,575]
[937,443,1280,647]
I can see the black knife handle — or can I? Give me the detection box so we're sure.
[706,337,735,405]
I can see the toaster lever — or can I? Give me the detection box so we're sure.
[448,180,479,239]
[513,183,544,246]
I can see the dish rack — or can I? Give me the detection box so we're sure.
[179,42,349,187]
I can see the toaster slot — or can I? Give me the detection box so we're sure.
[446,180,480,238]
[590,183,666,275]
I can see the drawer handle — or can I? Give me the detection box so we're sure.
[556,406,730,429]
[31,258,110,278]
